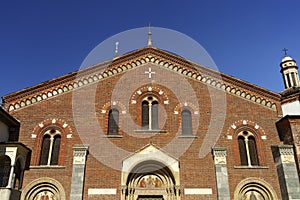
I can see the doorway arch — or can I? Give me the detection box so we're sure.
[121,144,180,200]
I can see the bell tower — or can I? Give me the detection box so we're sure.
[276,49,300,194]
[280,50,300,89]
[279,50,300,116]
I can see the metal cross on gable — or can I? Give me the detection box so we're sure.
[145,67,156,78]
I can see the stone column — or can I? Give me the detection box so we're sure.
[121,185,127,200]
[212,147,230,200]
[175,185,180,200]
[70,144,89,200]
[272,145,300,200]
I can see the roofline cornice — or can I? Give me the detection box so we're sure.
[2,46,281,112]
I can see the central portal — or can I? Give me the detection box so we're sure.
[138,195,164,200]
[121,144,180,200]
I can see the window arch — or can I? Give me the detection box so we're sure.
[39,129,61,166]
[142,96,159,130]
[108,108,119,135]
[238,131,259,166]
[0,155,11,187]
[181,109,192,135]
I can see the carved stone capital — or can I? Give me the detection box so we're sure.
[278,145,294,156]
[212,147,227,165]
[272,145,296,164]
[73,144,89,164]
[278,145,295,164]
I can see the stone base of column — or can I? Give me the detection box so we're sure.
[272,145,300,200]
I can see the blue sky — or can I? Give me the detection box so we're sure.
[1,1,300,99]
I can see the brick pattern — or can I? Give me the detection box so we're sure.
[5,49,285,200]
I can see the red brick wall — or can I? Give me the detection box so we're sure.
[9,65,283,199]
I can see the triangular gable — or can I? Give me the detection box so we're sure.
[2,46,281,112]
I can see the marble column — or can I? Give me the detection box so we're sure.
[272,145,300,200]
[70,144,89,200]
[212,147,230,200]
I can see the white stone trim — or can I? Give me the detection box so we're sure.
[88,188,117,195]
[7,54,278,112]
[184,188,213,195]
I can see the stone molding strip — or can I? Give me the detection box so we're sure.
[3,47,279,112]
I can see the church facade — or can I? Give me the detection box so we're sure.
[1,44,300,199]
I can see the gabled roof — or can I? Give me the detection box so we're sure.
[2,46,281,112]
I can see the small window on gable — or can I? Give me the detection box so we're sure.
[181,109,192,135]
[141,96,159,130]
[238,131,259,166]
[152,101,159,130]
[51,135,61,165]
[142,101,149,130]
[39,129,61,166]
[108,109,119,135]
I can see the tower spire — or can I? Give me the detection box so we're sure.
[147,23,152,46]
[114,42,119,57]
[282,48,288,56]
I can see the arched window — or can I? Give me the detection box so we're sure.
[152,101,158,130]
[39,129,61,166]
[238,131,259,166]
[248,136,258,166]
[181,109,192,135]
[238,136,247,165]
[40,135,50,165]
[142,101,149,130]
[51,135,61,165]
[0,155,11,187]
[108,109,119,135]
[141,96,159,130]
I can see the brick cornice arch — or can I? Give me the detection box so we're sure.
[4,48,280,113]
[130,84,169,104]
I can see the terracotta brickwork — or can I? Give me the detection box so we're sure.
[2,47,286,199]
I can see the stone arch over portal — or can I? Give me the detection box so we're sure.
[234,177,278,200]
[21,177,66,200]
[121,144,180,200]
